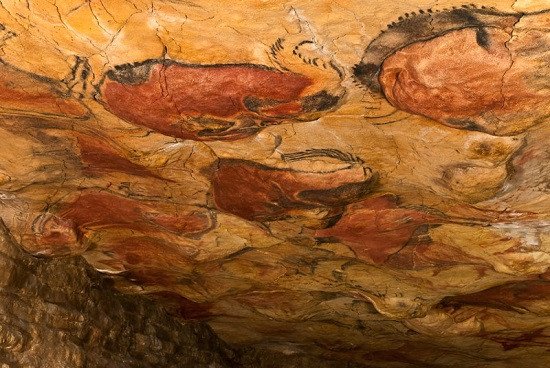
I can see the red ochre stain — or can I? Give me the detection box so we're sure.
[0,65,88,119]
[33,191,213,249]
[362,343,439,365]
[124,267,182,287]
[385,240,443,270]
[386,235,488,270]
[315,194,441,264]
[211,158,374,223]
[441,280,550,313]
[27,213,81,256]
[490,329,548,351]
[76,134,162,179]
[100,61,316,140]
[96,236,197,275]
[53,232,201,285]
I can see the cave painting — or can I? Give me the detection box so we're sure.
[0,1,549,367]
[211,149,377,225]
[100,60,343,141]
[354,5,550,136]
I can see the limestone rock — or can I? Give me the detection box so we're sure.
[0,1,549,367]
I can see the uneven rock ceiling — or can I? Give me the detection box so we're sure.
[0,0,549,366]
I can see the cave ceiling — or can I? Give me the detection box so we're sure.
[0,0,549,366]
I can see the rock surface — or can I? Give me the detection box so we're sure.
[0,0,549,367]
[0,219,236,367]
[0,221,363,368]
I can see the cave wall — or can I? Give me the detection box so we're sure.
[0,220,239,367]
[0,221,367,368]
[0,0,549,367]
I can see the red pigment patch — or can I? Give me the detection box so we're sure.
[26,213,82,256]
[79,234,200,288]
[441,280,550,313]
[101,62,316,140]
[0,65,88,119]
[386,235,488,270]
[59,191,212,234]
[490,329,548,351]
[124,268,182,287]
[76,134,162,179]
[211,158,374,222]
[315,194,442,264]
[95,235,197,274]
[362,343,453,366]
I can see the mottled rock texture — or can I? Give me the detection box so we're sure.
[0,221,235,367]
[0,0,549,367]
[0,222,363,368]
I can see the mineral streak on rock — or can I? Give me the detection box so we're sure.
[100,60,342,141]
